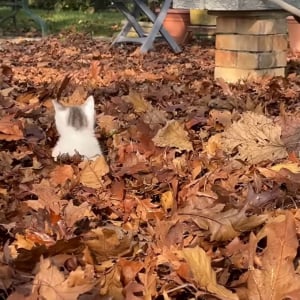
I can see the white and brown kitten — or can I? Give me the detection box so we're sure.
[52,95,102,160]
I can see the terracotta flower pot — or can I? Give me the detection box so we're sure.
[287,16,300,53]
[162,9,190,45]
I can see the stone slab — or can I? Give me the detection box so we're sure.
[216,16,287,34]
[173,0,300,11]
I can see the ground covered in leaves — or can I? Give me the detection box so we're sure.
[2,33,300,299]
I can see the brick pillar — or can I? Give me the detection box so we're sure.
[214,12,288,83]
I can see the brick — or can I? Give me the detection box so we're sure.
[216,34,287,51]
[215,50,286,69]
[215,50,237,68]
[214,66,285,83]
[216,17,287,35]
[237,51,286,69]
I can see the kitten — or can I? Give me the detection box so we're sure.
[52,95,102,160]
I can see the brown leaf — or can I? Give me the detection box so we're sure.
[50,164,75,186]
[0,115,24,141]
[182,246,239,300]
[83,226,134,263]
[26,179,68,215]
[63,200,95,228]
[153,120,193,151]
[123,91,151,113]
[221,112,287,164]
[97,114,119,135]
[32,258,95,300]
[79,156,109,188]
[247,212,300,300]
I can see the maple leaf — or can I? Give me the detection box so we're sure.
[26,179,68,215]
[247,212,300,300]
[0,115,24,141]
[123,91,151,113]
[32,257,95,299]
[79,155,109,188]
[220,112,287,164]
[153,120,193,151]
[182,246,239,300]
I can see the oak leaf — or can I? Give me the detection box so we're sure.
[220,112,287,164]
[153,120,193,151]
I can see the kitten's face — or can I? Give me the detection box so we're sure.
[53,95,96,136]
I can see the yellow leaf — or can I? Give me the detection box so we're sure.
[270,162,300,173]
[206,133,222,156]
[182,247,238,300]
[79,156,109,188]
[153,120,193,151]
[161,191,174,212]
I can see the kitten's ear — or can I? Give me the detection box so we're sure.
[52,100,64,111]
[83,95,95,112]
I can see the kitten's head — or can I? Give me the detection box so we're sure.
[53,95,96,136]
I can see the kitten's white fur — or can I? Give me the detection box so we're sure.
[52,95,102,160]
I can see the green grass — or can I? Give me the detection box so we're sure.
[0,7,123,36]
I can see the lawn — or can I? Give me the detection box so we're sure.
[0,7,123,36]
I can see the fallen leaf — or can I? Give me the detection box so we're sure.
[153,120,193,151]
[0,115,24,141]
[220,112,287,164]
[247,212,300,300]
[32,257,95,299]
[123,91,151,113]
[50,164,75,186]
[270,162,300,173]
[182,246,239,300]
[79,155,109,188]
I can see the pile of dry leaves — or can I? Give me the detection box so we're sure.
[1,33,300,299]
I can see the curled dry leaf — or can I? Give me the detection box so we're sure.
[220,112,287,164]
[182,246,239,300]
[79,155,109,188]
[153,120,193,151]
